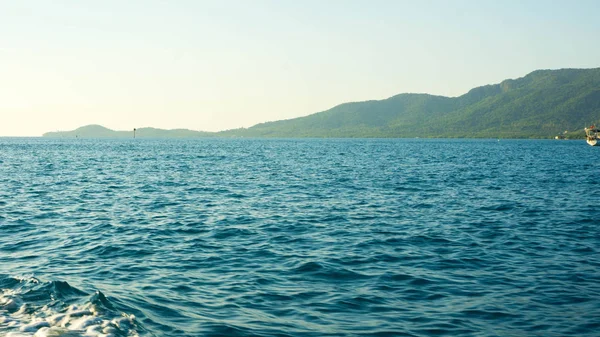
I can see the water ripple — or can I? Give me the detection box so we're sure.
[0,138,599,336]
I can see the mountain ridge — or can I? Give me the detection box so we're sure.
[44,67,600,139]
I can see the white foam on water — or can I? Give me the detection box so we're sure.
[20,320,50,332]
[68,316,103,331]
[0,281,140,337]
[1,289,23,310]
[6,332,32,337]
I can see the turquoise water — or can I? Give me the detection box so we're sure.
[0,138,599,337]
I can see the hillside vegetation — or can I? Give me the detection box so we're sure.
[222,68,600,138]
[44,68,600,139]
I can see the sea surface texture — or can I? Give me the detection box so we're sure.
[0,138,599,337]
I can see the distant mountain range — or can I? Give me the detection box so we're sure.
[44,68,600,139]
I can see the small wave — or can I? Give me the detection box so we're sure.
[291,261,370,281]
[0,221,35,235]
[0,275,144,337]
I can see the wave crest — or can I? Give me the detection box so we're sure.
[0,275,143,337]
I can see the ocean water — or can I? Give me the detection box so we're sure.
[0,138,599,337]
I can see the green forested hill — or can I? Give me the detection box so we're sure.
[44,68,600,139]
[220,68,600,138]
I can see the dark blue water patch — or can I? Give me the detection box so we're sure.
[0,138,599,336]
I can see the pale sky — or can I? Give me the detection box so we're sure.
[1,0,599,136]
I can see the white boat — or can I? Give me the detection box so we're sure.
[585,125,599,146]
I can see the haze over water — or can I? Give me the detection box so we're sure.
[1,138,598,336]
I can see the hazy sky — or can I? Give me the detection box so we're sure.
[1,0,599,136]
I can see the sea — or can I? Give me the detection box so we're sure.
[0,138,598,337]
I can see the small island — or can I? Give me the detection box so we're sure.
[43,125,213,139]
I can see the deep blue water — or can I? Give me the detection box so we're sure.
[0,138,599,337]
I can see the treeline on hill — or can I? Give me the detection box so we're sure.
[221,68,600,139]
[45,68,600,139]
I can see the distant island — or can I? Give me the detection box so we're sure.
[44,68,600,139]
[43,125,213,139]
